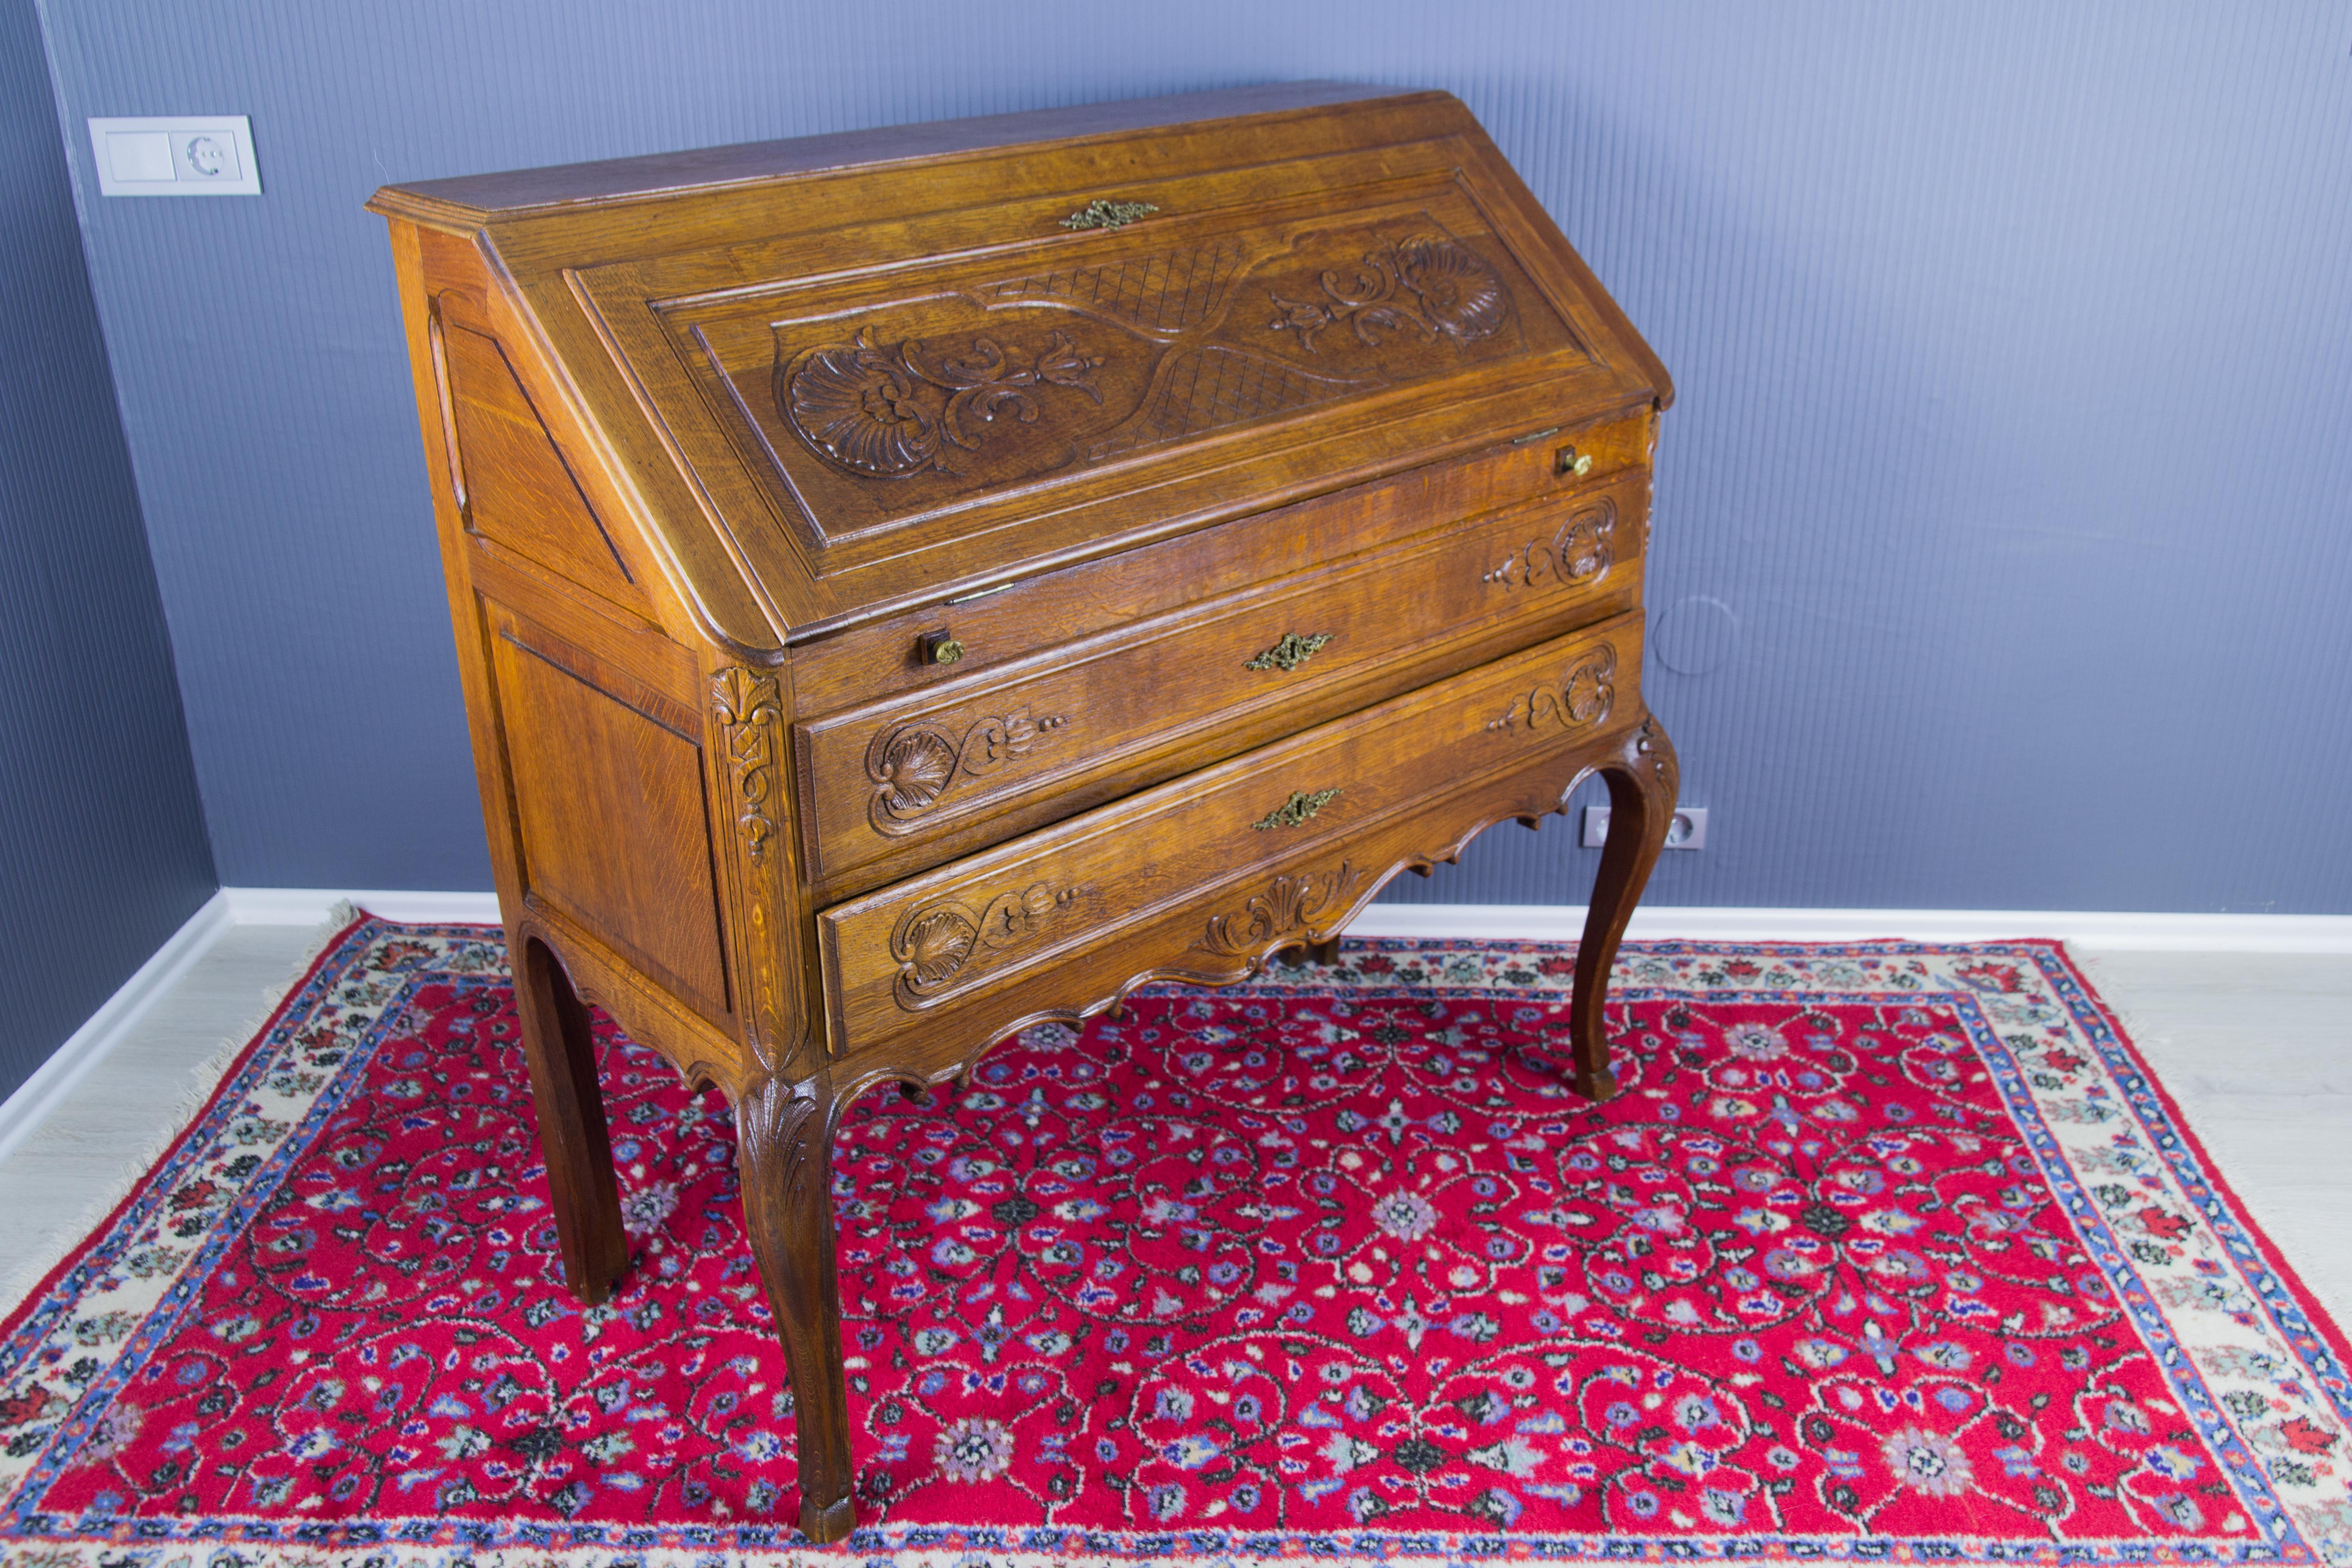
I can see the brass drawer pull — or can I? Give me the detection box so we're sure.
[1061,198,1158,231]
[1252,787,1341,830]
[1245,631,1332,673]
[1558,445,1595,478]
[917,630,965,666]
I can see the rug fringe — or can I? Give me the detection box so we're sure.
[0,906,359,1319]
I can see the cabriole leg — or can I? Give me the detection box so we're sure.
[737,1074,857,1543]
[1567,717,1681,1101]
[514,935,628,1304]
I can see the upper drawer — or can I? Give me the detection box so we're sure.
[792,467,1649,889]
[549,109,1667,632]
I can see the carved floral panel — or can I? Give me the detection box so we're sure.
[656,181,1585,541]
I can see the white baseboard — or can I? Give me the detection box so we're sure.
[221,887,504,925]
[1347,904,2352,952]
[226,887,2352,953]
[0,890,235,1167]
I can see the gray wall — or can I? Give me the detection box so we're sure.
[1,0,216,1102]
[28,0,2352,912]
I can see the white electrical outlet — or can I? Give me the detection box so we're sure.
[1582,804,1708,850]
[86,117,261,197]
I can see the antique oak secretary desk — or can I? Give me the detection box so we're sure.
[367,82,1679,1540]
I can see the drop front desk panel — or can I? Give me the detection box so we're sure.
[367,81,1679,1541]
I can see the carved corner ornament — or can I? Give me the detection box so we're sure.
[1487,644,1617,735]
[1482,497,1617,591]
[892,882,1086,1009]
[867,708,1071,835]
[1632,715,1680,799]
[1196,863,1362,957]
[1269,232,1512,355]
[713,667,784,861]
[778,328,1106,479]
[713,664,794,1065]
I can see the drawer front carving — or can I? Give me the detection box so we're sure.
[817,611,1643,1056]
[795,470,1649,883]
[1480,494,1618,591]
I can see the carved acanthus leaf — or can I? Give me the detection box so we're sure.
[712,666,784,862]
[1195,864,1363,957]
[779,328,1106,479]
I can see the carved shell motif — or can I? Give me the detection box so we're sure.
[891,882,1083,1007]
[1269,230,1514,354]
[1391,236,1512,340]
[780,328,1104,480]
[872,729,959,816]
[897,907,977,990]
[785,332,945,477]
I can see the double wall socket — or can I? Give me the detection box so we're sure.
[1582,804,1708,850]
[87,117,260,197]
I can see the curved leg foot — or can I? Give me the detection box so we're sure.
[1568,716,1680,1101]
[514,935,627,1304]
[738,1074,857,1543]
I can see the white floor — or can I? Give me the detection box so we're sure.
[2,927,2345,1331]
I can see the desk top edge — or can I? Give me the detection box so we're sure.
[366,82,1445,225]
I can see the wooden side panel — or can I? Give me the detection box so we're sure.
[438,318,650,614]
[488,612,731,1019]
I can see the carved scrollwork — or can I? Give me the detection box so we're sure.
[1482,498,1617,590]
[779,327,1106,478]
[1633,715,1680,798]
[867,708,1070,834]
[891,882,1085,1007]
[1269,232,1512,355]
[1486,644,1618,735]
[712,666,784,862]
[1195,863,1363,957]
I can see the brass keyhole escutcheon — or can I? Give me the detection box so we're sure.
[1061,198,1159,231]
[1244,631,1333,673]
[919,631,965,666]
[1558,446,1595,478]
[1252,787,1342,831]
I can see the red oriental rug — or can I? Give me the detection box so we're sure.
[1,920,2347,1567]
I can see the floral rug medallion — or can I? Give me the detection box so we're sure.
[2,922,2346,1566]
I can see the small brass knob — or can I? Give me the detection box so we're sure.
[1559,447,1595,478]
[919,631,965,666]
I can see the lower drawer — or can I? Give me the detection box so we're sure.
[815,610,1644,1066]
